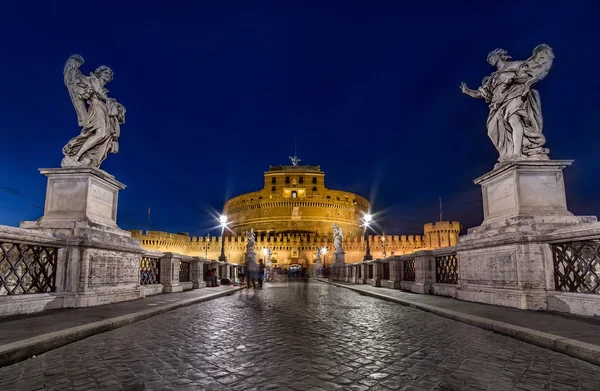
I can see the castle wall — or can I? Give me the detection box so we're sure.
[130,228,457,267]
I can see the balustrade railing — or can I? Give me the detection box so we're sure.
[551,240,600,294]
[403,259,415,282]
[0,242,59,295]
[140,256,161,285]
[179,260,191,283]
[435,252,458,284]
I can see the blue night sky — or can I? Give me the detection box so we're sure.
[0,1,598,236]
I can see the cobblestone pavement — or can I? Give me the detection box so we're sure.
[1,281,600,391]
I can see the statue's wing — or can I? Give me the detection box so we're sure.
[520,44,555,82]
[63,54,89,126]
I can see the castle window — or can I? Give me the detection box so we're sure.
[292,191,297,198]
[299,177,304,184]
[312,186,317,191]
[271,186,276,192]
[271,177,276,184]
[312,177,317,184]
[285,177,290,184]
[326,196,331,199]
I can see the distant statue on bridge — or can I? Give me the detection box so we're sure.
[333,224,343,253]
[460,44,554,165]
[315,247,322,262]
[246,228,256,253]
[61,54,126,169]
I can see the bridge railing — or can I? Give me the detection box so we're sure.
[0,226,65,297]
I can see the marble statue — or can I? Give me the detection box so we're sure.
[315,247,322,262]
[246,228,256,252]
[265,247,273,266]
[460,44,554,164]
[61,55,126,169]
[333,223,343,252]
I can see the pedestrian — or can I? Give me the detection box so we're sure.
[245,257,257,289]
[258,259,265,287]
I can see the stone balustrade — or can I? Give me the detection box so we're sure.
[0,224,242,317]
[328,223,600,318]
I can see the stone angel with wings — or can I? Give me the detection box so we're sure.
[61,55,126,169]
[460,44,554,164]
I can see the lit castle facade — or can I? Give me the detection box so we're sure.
[130,163,460,266]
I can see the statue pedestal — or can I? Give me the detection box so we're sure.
[22,167,125,231]
[20,167,144,308]
[332,251,345,280]
[456,159,598,311]
[475,160,573,226]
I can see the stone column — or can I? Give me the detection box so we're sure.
[412,251,435,294]
[386,258,401,289]
[160,253,183,293]
[333,251,345,281]
[370,261,381,287]
[191,257,206,289]
[359,263,368,284]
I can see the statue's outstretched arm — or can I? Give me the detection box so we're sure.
[460,82,483,99]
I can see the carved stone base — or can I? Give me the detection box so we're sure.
[333,251,346,265]
[19,167,144,309]
[476,160,573,224]
[456,159,599,311]
[21,167,125,232]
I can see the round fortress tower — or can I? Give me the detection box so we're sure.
[224,165,369,236]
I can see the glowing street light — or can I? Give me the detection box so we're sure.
[218,214,228,262]
[381,233,387,260]
[363,213,373,261]
[321,247,328,266]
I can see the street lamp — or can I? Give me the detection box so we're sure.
[205,233,210,260]
[363,213,373,261]
[218,215,228,262]
[381,232,387,260]
[321,247,328,266]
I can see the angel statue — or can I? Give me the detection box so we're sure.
[61,54,126,169]
[333,223,344,253]
[460,44,554,165]
[245,228,256,253]
[315,247,322,262]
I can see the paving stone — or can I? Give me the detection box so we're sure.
[1,282,600,390]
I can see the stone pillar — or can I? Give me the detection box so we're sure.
[160,253,183,293]
[386,258,401,289]
[20,167,145,308]
[333,251,345,281]
[191,257,206,289]
[359,263,368,284]
[412,252,435,294]
[370,261,382,287]
[456,160,598,310]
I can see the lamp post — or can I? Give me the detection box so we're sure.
[218,215,228,262]
[205,233,210,260]
[381,232,387,260]
[363,213,373,261]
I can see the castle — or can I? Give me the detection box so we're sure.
[130,163,460,265]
